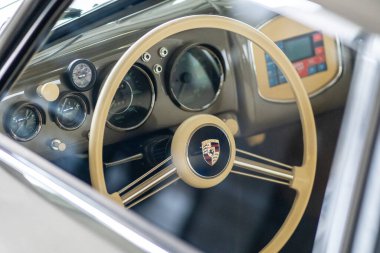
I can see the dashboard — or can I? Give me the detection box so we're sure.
[0,0,352,162]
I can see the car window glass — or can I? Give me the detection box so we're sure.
[0,0,23,35]
[0,1,360,252]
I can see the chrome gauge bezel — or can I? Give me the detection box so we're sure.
[166,44,225,112]
[54,93,88,131]
[5,103,43,142]
[65,59,97,91]
[106,65,156,131]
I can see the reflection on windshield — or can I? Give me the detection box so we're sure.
[56,0,114,26]
[0,0,114,34]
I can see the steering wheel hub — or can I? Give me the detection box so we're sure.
[171,114,236,188]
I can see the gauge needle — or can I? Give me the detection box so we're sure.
[25,109,33,119]
[14,109,31,126]
[14,115,28,134]
[63,106,74,112]
[13,119,23,134]
[62,99,75,112]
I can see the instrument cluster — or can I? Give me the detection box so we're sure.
[2,41,227,146]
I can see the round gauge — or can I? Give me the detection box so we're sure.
[55,93,88,130]
[6,103,42,142]
[167,45,224,111]
[66,59,97,91]
[107,65,155,131]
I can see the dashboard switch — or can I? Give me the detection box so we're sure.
[153,64,163,74]
[159,47,168,57]
[51,139,66,152]
[37,82,59,102]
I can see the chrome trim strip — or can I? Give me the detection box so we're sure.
[105,153,144,168]
[313,35,380,253]
[0,79,61,103]
[0,91,24,102]
[351,121,380,253]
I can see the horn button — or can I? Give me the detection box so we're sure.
[188,126,231,177]
[171,115,236,188]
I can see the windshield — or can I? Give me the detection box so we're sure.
[0,0,114,32]
[56,0,114,26]
[0,0,22,34]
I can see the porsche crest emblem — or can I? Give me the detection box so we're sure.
[201,139,220,166]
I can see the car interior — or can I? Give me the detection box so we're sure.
[0,0,354,252]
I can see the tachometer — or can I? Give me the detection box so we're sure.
[5,103,43,141]
[167,45,224,111]
[107,65,155,131]
[55,93,88,130]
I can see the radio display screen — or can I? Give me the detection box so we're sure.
[265,31,327,87]
[283,36,314,62]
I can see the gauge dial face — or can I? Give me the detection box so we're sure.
[66,59,97,91]
[56,94,87,130]
[107,65,155,131]
[168,45,224,111]
[6,104,42,141]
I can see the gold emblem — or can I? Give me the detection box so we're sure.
[201,139,220,166]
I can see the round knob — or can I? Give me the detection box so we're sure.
[224,118,239,136]
[37,82,59,102]
[51,139,66,152]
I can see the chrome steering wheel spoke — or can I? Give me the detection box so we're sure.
[116,156,178,208]
[233,149,294,186]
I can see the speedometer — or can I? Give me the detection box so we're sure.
[107,65,155,131]
[167,45,224,111]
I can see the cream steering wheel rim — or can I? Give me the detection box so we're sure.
[89,15,317,253]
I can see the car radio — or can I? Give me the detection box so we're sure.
[252,16,342,102]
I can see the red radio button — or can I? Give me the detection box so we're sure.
[315,47,324,55]
[316,55,326,64]
[293,61,308,77]
[313,33,323,42]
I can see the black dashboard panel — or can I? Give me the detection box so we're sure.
[0,27,238,160]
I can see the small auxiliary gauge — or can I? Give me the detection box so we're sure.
[55,93,88,130]
[65,59,97,91]
[5,103,43,142]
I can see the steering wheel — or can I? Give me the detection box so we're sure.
[89,15,317,252]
